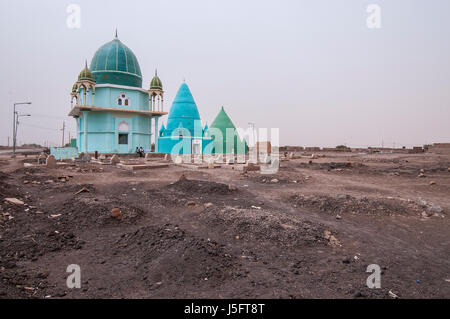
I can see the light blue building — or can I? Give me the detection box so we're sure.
[69,33,167,154]
[158,83,213,154]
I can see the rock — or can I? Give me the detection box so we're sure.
[204,202,214,208]
[418,173,426,178]
[110,155,120,165]
[23,180,29,184]
[421,211,431,218]
[111,208,123,220]
[336,214,342,220]
[46,155,57,168]
[342,257,351,264]
[388,290,399,299]
[208,160,215,169]
[323,230,341,247]
[448,168,450,172]
[5,198,24,205]
[74,187,90,195]
[228,184,237,191]
[429,181,436,185]
[178,174,187,181]
[186,201,197,207]
[270,178,279,183]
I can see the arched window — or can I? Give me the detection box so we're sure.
[117,93,129,106]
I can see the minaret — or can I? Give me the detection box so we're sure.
[148,69,164,112]
[75,60,96,106]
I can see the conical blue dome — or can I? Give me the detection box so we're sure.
[166,83,201,134]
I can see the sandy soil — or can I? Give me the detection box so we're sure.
[0,152,449,299]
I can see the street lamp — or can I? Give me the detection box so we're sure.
[12,102,32,157]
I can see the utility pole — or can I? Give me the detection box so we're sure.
[12,102,32,157]
[61,121,65,147]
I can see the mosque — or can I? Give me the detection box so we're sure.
[69,32,247,156]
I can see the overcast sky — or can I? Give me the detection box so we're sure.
[0,0,449,148]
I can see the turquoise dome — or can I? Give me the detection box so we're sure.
[90,35,142,88]
[166,83,201,134]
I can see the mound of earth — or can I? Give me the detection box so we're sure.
[288,194,427,217]
[166,177,237,195]
[114,225,237,292]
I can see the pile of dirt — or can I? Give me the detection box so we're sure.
[201,206,327,248]
[40,196,146,230]
[114,224,237,291]
[0,203,84,269]
[166,177,237,195]
[288,194,426,217]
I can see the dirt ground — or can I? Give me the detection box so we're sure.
[0,151,449,299]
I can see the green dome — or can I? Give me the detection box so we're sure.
[78,63,94,81]
[210,106,247,154]
[150,71,163,90]
[90,35,142,88]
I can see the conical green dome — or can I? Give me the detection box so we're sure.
[72,83,78,93]
[150,70,163,90]
[90,34,142,87]
[210,107,247,154]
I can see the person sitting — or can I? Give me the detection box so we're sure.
[139,146,145,157]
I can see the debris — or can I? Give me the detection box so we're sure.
[418,173,426,178]
[4,198,25,205]
[111,208,123,220]
[429,181,436,185]
[388,290,399,299]
[204,202,214,208]
[323,230,341,247]
[251,205,261,210]
[110,155,120,165]
[49,214,61,218]
[23,180,29,184]
[445,279,450,283]
[186,201,197,207]
[270,178,279,183]
[74,187,90,195]
[336,214,342,220]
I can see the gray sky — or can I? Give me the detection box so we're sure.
[1,0,449,148]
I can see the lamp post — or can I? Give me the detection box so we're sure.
[12,102,32,157]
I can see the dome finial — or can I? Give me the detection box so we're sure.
[85,59,88,69]
[115,28,118,38]
[155,68,158,76]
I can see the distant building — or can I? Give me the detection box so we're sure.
[69,32,167,154]
[158,83,213,155]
